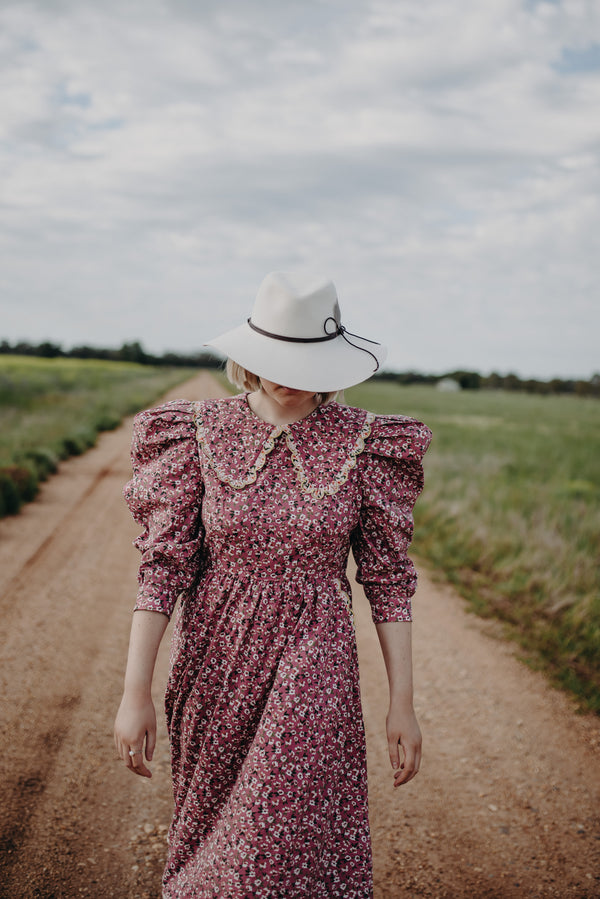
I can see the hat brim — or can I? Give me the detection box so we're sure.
[206,322,386,392]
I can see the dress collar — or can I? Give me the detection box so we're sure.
[194,394,374,498]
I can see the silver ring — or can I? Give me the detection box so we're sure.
[128,749,143,756]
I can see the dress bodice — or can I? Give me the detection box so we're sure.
[124,394,431,623]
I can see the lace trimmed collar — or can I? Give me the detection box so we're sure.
[194,394,375,499]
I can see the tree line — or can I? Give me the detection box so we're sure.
[0,339,221,369]
[1,339,598,397]
[374,368,600,397]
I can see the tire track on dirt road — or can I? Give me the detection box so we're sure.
[0,371,599,898]
[1,461,118,604]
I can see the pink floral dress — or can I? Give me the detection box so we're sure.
[124,393,431,899]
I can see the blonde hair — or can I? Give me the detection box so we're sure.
[225,359,338,405]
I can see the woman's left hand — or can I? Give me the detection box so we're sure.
[386,701,422,787]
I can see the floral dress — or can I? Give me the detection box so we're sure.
[124,393,431,899]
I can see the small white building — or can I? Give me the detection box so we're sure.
[437,377,461,392]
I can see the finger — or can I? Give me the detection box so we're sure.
[414,743,422,776]
[115,733,129,763]
[116,738,130,765]
[394,764,414,786]
[124,741,136,769]
[123,742,136,770]
[388,736,401,772]
[128,745,152,778]
[146,727,156,762]
[394,743,419,786]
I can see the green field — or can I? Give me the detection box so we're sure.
[0,356,195,516]
[346,381,600,713]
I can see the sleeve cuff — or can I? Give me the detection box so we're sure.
[134,571,179,618]
[361,583,414,623]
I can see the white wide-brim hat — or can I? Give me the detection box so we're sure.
[206,272,387,392]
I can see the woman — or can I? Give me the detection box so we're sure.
[114,272,431,898]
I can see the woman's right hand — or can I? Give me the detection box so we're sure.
[114,692,157,778]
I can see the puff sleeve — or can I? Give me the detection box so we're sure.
[123,401,205,618]
[351,415,432,623]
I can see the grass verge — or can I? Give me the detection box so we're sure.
[346,381,600,714]
[0,356,197,516]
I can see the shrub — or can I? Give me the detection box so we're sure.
[21,447,59,480]
[0,356,197,519]
[0,466,38,515]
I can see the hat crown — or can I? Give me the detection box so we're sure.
[251,272,341,340]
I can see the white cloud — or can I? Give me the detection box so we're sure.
[1,0,599,377]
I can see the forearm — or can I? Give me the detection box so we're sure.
[115,610,168,777]
[375,619,421,785]
[375,620,415,707]
[122,609,169,698]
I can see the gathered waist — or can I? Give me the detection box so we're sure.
[200,549,348,586]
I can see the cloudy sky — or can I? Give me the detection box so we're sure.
[2,0,599,378]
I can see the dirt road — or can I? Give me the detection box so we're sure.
[1,372,599,898]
